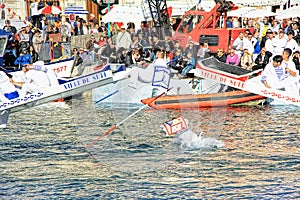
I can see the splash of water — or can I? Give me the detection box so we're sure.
[172,129,224,150]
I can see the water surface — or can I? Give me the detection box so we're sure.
[1,99,299,199]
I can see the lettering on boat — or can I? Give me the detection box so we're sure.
[199,70,245,88]
[53,65,67,73]
[261,89,300,103]
[63,71,107,90]
[0,93,44,109]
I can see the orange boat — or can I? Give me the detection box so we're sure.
[141,90,265,109]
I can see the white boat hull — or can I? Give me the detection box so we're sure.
[195,57,300,107]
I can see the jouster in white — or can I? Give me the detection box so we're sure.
[0,71,19,102]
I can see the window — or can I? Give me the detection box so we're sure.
[199,35,219,46]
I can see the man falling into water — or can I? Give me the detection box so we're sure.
[129,51,167,90]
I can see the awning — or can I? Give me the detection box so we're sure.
[60,6,89,15]
[230,0,288,6]
[101,5,148,25]
[277,6,300,19]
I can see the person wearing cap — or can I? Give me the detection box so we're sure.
[90,14,98,25]
[11,62,51,96]
[260,29,273,49]
[115,25,131,51]
[14,48,32,68]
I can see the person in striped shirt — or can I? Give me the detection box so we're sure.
[261,48,299,96]
[261,55,285,89]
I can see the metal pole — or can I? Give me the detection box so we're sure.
[108,4,111,37]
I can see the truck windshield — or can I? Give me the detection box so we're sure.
[177,14,203,34]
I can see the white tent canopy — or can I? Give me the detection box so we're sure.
[243,9,277,18]
[277,6,300,19]
[227,7,256,17]
[101,5,149,26]
[230,0,288,6]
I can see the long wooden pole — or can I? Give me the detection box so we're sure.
[86,88,172,148]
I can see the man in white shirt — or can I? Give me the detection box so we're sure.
[11,63,51,96]
[129,51,167,89]
[285,31,299,54]
[116,25,131,51]
[243,32,254,55]
[0,70,19,102]
[265,32,275,55]
[232,32,244,58]
[280,48,299,96]
[273,31,287,56]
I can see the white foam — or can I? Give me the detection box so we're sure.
[172,129,224,150]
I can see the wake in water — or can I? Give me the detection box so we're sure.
[172,129,224,150]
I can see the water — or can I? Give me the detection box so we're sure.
[1,98,300,199]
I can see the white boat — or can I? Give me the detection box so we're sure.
[92,63,224,106]
[194,57,300,106]
[0,65,115,127]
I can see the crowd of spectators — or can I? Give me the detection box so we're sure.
[2,14,300,76]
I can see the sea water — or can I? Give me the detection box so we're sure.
[0,98,300,199]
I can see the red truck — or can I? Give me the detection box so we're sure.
[172,0,254,54]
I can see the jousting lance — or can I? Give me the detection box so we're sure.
[86,87,172,148]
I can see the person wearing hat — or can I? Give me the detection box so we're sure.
[260,29,273,49]
[269,19,280,34]
[115,25,131,51]
[14,48,32,68]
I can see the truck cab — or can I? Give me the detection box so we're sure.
[172,0,253,54]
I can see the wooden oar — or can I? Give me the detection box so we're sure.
[86,87,172,148]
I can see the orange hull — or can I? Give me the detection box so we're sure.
[141,90,265,109]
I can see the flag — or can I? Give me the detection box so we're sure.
[151,66,171,89]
